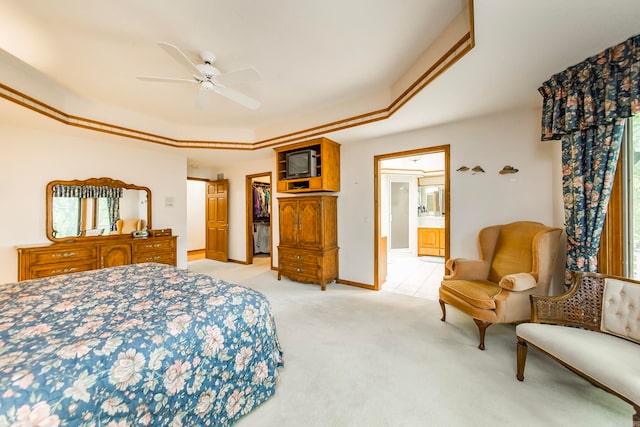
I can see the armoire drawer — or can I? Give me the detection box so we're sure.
[278,248,320,265]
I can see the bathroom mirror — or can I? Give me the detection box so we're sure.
[418,184,444,217]
[46,177,151,241]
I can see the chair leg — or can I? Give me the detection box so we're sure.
[473,319,492,350]
[516,338,528,381]
[439,299,446,321]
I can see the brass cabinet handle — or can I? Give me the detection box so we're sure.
[52,252,79,258]
[51,267,78,274]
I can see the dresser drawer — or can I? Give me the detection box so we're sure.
[31,247,97,265]
[133,253,176,265]
[30,260,97,279]
[132,238,175,253]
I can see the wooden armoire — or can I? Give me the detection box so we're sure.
[277,195,338,291]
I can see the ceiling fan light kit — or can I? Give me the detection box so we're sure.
[137,42,260,109]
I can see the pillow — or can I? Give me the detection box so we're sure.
[498,272,537,291]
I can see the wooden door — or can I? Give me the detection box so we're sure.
[206,179,229,262]
[99,243,131,268]
[278,198,298,247]
[297,198,322,249]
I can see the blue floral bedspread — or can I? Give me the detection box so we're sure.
[0,263,283,426]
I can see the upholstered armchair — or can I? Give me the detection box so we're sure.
[439,221,563,350]
[115,218,145,234]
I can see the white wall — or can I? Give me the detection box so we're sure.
[0,120,188,284]
[338,107,564,285]
[186,180,206,251]
[215,106,564,288]
[1,105,564,289]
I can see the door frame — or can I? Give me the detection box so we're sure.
[374,145,450,290]
[245,172,273,268]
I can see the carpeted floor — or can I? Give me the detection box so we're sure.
[188,258,632,427]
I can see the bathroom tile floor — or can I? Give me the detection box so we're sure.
[381,252,445,300]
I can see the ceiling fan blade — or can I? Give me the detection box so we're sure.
[137,75,198,84]
[217,68,262,86]
[158,42,202,76]
[214,85,261,110]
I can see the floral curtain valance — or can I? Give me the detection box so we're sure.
[539,33,640,140]
[52,184,123,199]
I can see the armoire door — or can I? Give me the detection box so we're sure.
[297,198,323,249]
[278,199,298,247]
[206,179,229,262]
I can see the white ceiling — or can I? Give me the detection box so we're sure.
[1,1,640,169]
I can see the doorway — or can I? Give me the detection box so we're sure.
[245,172,273,268]
[374,145,450,294]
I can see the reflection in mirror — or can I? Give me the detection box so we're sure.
[47,178,151,241]
[418,184,444,217]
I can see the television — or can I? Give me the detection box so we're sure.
[286,149,317,179]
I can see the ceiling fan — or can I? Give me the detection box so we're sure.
[137,42,261,110]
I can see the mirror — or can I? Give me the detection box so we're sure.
[46,177,151,241]
[418,183,444,217]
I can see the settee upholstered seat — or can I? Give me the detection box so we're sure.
[439,221,563,349]
[516,272,640,426]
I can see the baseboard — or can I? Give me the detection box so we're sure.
[187,249,205,255]
[336,278,374,290]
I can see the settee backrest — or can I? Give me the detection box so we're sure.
[602,277,640,344]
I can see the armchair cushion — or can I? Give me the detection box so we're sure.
[499,273,538,291]
[440,280,502,310]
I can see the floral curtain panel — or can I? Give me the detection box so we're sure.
[52,184,123,199]
[539,34,640,282]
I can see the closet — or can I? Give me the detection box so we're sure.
[251,180,271,256]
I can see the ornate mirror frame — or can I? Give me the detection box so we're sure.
[46,177,152,242]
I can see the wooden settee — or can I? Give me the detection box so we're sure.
[515,272,640,426]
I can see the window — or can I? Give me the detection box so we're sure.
[96,198,112,232]
[52,197,80,238]
[602,113,640,278]
[626,114,640,278]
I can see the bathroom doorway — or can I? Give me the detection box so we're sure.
[374,145,450,294]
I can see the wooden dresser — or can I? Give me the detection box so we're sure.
[17,235,177,281]
[277,195,338,291]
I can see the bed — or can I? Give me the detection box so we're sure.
[0,263,283,426]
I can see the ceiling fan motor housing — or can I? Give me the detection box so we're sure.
[197,63,220,79]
